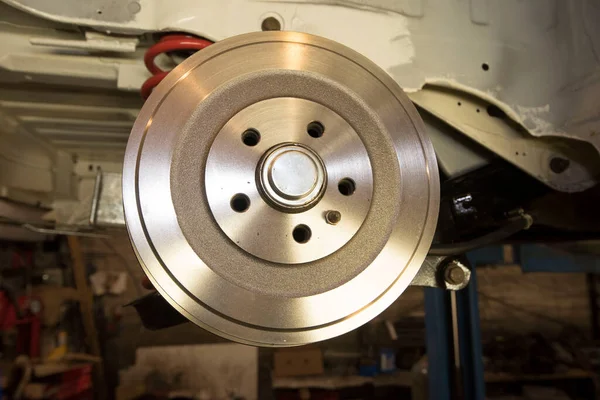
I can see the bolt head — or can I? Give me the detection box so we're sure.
[445,264,466,285]
[325,210,341,225]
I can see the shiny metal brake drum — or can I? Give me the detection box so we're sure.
[123,32,440,346]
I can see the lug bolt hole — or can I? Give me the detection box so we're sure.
[230,193,250,212]
[261,16,281,31]
[338,178,356,196]
[292,224,312,244]
[307,121,325,138]
[241,129,261,146]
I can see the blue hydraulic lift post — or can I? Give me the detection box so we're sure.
[455,262,486,400]
[425,244,600,400]
[424,287,452,400]
[425,258,486,400]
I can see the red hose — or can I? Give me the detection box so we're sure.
[141,34,212,99]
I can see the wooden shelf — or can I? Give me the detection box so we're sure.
[273,371,413,390]
[485,369,592,383]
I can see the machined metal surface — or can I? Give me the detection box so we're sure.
[259,143,326,210]
[205,97,373,263]
[123,32,439,346]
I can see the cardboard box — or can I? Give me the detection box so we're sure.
[274,347,324,377]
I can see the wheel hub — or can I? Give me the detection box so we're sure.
[204,97,373,263]
[123,31,440,346]
[259,143,325,209]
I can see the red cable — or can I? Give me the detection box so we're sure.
[141,35,212,99]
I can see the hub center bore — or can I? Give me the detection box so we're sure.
[259,143,326,210]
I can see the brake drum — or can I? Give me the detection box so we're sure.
[123,32,439,346]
